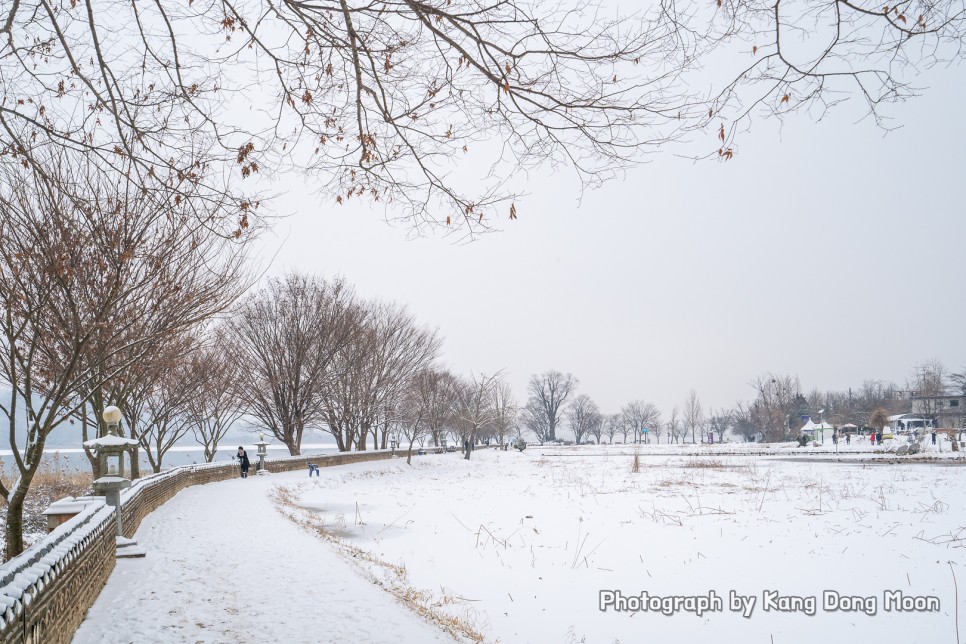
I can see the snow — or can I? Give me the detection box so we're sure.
[83,435,139,448]
[71,470,449,644]
[73,444,966,643]
[282,446,966,643]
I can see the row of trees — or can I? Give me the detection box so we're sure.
[192,274,513,463]
[515,361,966,446]
[3,0,965,563]
[0,155,255,559]
[721,361,966,442]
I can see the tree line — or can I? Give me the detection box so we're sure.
[3,0,965,564]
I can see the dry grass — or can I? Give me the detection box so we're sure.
[0,455,93,552]
[272,484,487,643]
[681,458,728,470]
[631,451,641,474]
[655,478,687,488]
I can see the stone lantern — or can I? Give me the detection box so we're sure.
[83,405,144,557]
[254,433,270,474]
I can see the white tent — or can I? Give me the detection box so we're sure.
[801,419,833,434]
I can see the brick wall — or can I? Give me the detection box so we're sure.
[0,449,399,644]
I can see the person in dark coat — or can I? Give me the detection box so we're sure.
[236,446,251,478]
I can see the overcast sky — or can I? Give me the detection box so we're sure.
[252,62,966,417]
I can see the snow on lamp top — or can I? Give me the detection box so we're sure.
[102,405,122,424]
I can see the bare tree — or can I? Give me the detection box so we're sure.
[621,400,662,444]
[522,399,552,445]
[5,0,964,236]
[0,155,248,559]
[614,413,632,444]
[730,402,759,442]
[397,377,435,466]
[526,371,578,442]
[139,354,203,473]
[454,372,501,461]
[228,274,360,455]
[666,406,682,444]
[749,374,801,441]
[567,394,601,445]
[909,360,950,423]
[363,303,441,451]
[587,410,605,445]
[491,379,518,448]
[707,409,731,443]
[187,328,247,462]
[322,300,440,452]
[951,370,966,395]
[405,369,459,450]
[683,389,704,444]
[603,414,619,444]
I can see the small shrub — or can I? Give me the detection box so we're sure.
[631,451,641,473]
[513,438,527,452]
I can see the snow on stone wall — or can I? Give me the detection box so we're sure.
[0,449,395,644]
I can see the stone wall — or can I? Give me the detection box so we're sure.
[119,450,394,540]
[0,449,398,644]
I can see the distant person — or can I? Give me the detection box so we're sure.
[832,431,838,445]
[932,431,937,445]
[845,433,851,445]
[236,446,250,478]
[869,432,875,446]
[876,431,883,445]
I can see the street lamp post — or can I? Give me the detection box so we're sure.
[254,433,270,474]
[84,405,144,558]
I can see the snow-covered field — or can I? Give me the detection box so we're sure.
[73,444,966,643]
[280,445,966,643]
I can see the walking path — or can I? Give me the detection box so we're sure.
[72,470,447,644]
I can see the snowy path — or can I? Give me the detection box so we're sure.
[72,470,449,644]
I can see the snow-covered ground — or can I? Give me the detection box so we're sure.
[74,444,966,643]
[72,471,449,644]
[284,445,966,643]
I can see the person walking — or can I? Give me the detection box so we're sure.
[869,432,875,446]
[932,430,937,445]
[846,432,851,445]
[236,446,251,479]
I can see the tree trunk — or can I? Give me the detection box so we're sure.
[4,488,27,561]
[406,436,416,465]
[333,431,346,452]
[282,421,300,455]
